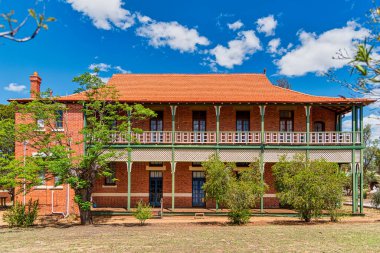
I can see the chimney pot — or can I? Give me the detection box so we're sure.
[30,72,41,98]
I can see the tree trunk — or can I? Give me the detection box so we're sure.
[77,189,93,225]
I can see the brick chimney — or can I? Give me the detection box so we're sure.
[30,72,41,98]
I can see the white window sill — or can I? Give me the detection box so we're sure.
[189,166,205,171]
[34,185,63,190]
[53,128,65,132]
[102,185,117,188]
[34,129,46,132]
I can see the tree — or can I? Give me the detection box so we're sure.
[329,6,379,107]
[9,71,155,225]
[202,154,234,210]
[275,78,291,89]
[226,163,266,224]
[0,4,55,42]
[272,155,346,222]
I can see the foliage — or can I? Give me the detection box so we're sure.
[202,156,265,224]
[0,4,55,42]
[275,78,291,89]
[9,70,155,225]
[272,155,346,222]
[3,199,39,227]
[371,190,380,208]
[133,200,153,225]
[202,154,234,208]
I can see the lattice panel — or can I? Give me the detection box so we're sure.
[264,150,305,163]
[309,150,353,163]
[219,149,260,162]
[175,149,215,162]
[132,149,172,162]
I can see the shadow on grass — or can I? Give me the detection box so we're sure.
[270,220,331,226]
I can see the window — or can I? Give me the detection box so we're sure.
[104,163,116,185]
[236,111,250,131]
[37,119,45,129]
[149,162,164,167]
[38,171,46,185]
[236,162,250,167]
[279,110,294,132]
[314,121,325,132]
[150,111,163,131]
[193,111,206,131]
[55,110,63,129]
[192,162,202,167]
[150,111,163,142]
[193,111,206,142]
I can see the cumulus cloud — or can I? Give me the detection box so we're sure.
[343,114,380,141]
[4,83,26,92]
[276,21,370,77]
[89,63,131,74]
[66,0,135,30]
[209,30,262,69]
[136,20,210,53]
[267,38,292,56]
[89,63,112,72]
[227,20,243,31]
[256,15,277,36]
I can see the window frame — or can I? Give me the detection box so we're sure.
[313,121,325,132]
[279,110,294,132]
[236,111,250,131]
[104,163,117,186]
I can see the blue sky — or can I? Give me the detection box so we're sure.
[0,0,379,136]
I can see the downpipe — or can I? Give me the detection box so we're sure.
[51,186,70,218]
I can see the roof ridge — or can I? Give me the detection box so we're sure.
[112,73,266,76]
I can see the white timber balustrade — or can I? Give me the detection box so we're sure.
[110,131,360,145]
[220,131,261,144]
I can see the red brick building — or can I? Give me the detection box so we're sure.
[14,72,373,215]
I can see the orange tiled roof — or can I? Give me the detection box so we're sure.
[55,73,373,105]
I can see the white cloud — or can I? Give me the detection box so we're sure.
[256,15,277,36]
[227,20,243,31]
[136,13,152,24]
[89,63,112,72]
[276,21,370,77]
[136,20,210,53]
[114,66,131,74]
[4,83,26,92]
[343,114,380,141]
[209,30,262,69]
[66,0,134,30]
[267,38,291,56]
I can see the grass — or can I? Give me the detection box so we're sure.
[1,220,380,252]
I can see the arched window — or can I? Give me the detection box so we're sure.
[314,121,325,132]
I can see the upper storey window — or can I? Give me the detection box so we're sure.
[314,121,325,132]
[236,111,250,131]
[55,110,63,129]
[150,111,163,131]
[193,111,206,131]
[280,110,294,132]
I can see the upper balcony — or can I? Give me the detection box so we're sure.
[110,131,361,146]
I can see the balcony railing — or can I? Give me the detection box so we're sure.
[110,131,361,145]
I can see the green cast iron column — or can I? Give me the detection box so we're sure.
[305,105,311,160]
[259,105,266,213]
[127,110,132,211]
[360,105,364,214]
[215,105,221,156]
[171,105,177,210]
[351,105,357,213]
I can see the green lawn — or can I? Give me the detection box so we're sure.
[1,221,379,252]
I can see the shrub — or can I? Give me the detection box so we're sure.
[3,199,39,227]
[273,155,346,222]
[133,200,152,225]
[371,190,380,208]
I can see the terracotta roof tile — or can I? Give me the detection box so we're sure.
[14,74,376,105]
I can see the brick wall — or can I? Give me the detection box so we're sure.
[15,103,335,213]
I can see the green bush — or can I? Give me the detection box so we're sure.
[133,200,153,225]
[371,190,380,208]
[273,155,346,222]
[3,199,39,227]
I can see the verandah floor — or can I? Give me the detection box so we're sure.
[91,207,298,216]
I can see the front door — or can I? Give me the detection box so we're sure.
[149,171,163,207]
[192,171,205,207]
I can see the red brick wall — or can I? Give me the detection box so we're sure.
[14,103,335,213]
